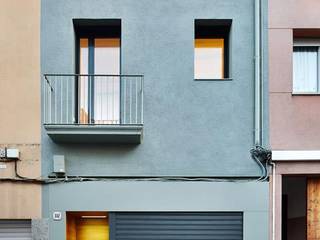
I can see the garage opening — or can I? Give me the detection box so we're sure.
[282,176,307,240]
[282,176,320,240]
[67,212,109,240]
[67,212,242,240]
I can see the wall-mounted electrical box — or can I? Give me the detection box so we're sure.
[53,155,65,174]
[6,148,20,159]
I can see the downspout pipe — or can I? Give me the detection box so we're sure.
[254,0,262,146]
[271,161,276,240]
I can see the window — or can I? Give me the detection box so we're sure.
[194,19,231,80]
[74,19,121,124]
[293,39,320,93]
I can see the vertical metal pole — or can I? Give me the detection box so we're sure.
[254,0,261,146]
[119,75,122,124]
[123,77,126,124]
[112,76,115,123]
[54,77,57,124]
[60,76,63,124]
[129,77,132,124]
[317,47,320,92]
[106,76,108,124]
[141,76,144,124]
[271,161,276,240]
[71,76,74,123]
[66,76,69,124]
[135,77,138,124]
[100,77,103,123]
[43,76,46,124]
[88,38,95,124]
[49,77,52,124]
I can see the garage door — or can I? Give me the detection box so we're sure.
[110,212,243,240]
[0,220,32,240]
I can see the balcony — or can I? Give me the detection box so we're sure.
[43,74,143,143]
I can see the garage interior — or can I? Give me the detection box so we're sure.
[67,212,109,240]
[282,176,320,240]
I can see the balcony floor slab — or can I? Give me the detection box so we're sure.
[44,124,143,144]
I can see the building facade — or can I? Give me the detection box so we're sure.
[269,0,320,239]
[0,0,269,239]
[40,1,269,240]
[0,0,42,239]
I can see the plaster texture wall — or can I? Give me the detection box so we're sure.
[0,144,41,219]
[41,1,269,239]
[0,0,41,219]
[41,0,268,177]
[0,0,41,144]
[32,219,49,240]
[269,0,320,150]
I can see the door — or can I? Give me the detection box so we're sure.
[79,36,120,124]
[0,220,32,240]
[109,212,243,240]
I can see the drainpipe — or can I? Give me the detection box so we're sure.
[254,3,275,239]
[271,161,276,240]
[254,0,262,146]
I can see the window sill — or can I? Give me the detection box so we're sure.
[194,78,233,81]
[292,92,320,96]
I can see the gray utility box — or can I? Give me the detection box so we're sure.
[53,155,65,174]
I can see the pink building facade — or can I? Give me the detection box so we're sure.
[269,0,320,240]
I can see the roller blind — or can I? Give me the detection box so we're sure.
[110,212,243,240]
[0,220,32,240]
[293,46,318,93]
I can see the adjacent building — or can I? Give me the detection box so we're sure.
[0,0,41,239]
[269,0,320,239]
[41,0,269,240]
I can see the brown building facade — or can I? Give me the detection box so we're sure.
[0,0,41,238]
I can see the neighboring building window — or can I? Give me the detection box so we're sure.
[74,19,121,124]
[293,39,320,93]
[194,19,231,80]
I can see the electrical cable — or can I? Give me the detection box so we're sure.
[1,146,271,184]
[250,145,271,181]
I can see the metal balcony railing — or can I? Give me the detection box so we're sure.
[43,74,143,126]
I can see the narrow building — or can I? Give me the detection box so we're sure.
[0,0,42,239]
[40,1,269,239]
[269,0,320,240]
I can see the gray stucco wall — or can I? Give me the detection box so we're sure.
[41,0,269,177]
[40,1,269,239]
[44,181,268,240]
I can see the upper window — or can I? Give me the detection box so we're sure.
[194,19,231,80]
[293,39,320,93]
[74,19,121,124]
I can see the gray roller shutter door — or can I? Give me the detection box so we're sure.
[0,220,32,240]
[110,212,243,240]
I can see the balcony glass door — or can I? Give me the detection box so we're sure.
[79,37,120,124]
